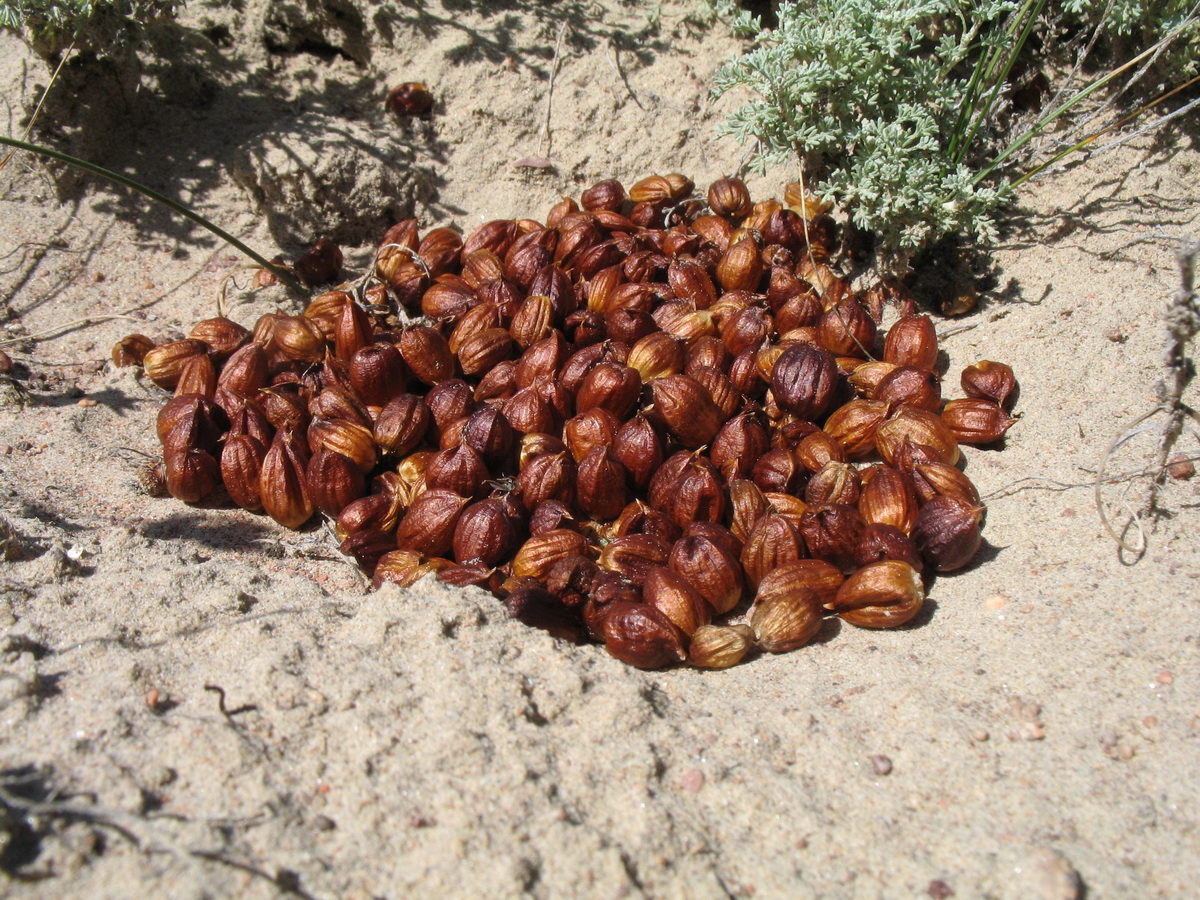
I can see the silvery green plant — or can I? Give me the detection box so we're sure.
[0,0,178,57]
[712,0,1021,260]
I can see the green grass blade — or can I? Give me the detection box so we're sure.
[0,134,301,293]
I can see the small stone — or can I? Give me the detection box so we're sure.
[1116,743,1135,761]
[1158,670,1174,685]
[868,754,893,775]
[1019,721,1046,741]
[1166,454,1194,480]
[972,729,990,742]
[1104,327,1128,343]
[77,398,97,407]
[679,768,706,793]
[984,594,1008,611]
[1015,847,1082,900]
[313,815,336,832]
[927,879,955,899]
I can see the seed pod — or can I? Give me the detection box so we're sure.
[750,586,823,653]
[189,316,249,362]
[350,342,407,407]
[805,461,861,507]
[627,332,686,382]
[418,227,464,278]
[512,529,591,580]
[372,549,428,589]
[515,332,568,388]
[528,499,575,536]
[576,362,641,419]
[456,327,514,377]
[386,82,433,116]
[144,339,210,389]
[612,414,665,491]
[340,529,397,577]
[581,178,626,211]
[859,465,919,534]
[308,418,377,474]
[940,399,1018,445]
[689,624,754,669]
[650,374,724,449]
[516,451,576,511]
[217,343,269,396]
[961,360,1017,409]
[716,236,763,292]
[113,333,155,367]
[273,316,327,363]
[816,299,876,359]
[156,394,225,453]
[305,448,366,517]
[770,342,839,421]
[750,447,801,495]
[426,379,476,434]
[874,366,941,413]
[912,461,981,507]
[728,478,770,543]
[883,314,938,371]
[666,457,726,528]
[374,394,431,457]
[576,446,629,521]
[912,496,984,572]
[563,408,620,463]
[669,533,744,615]
[797,503,865,572]
[854,523,923,572]
[398,325,455,386]
[601,602,687,670]
[643,566,712,638]
[260,431,314,529]
[754,559,845,609]
[828,560,924,628]
[876,408,960,466]
[823,398,889,459]
[220,433,267,512]
[165,447,219,503]
[505,231,557,291]
[424,442,489,498]
[461,406,515,468]
[740,512,804,588]
[453,498,520,566]
[395,489,470,557]
[599,533,671,586]
[847,360,898,398]
[710,408,771,482]
[707,176,752,218]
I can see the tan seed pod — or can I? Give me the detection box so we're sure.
[939,398,1018,445]
[650,374,724,449]
[512,529,591,580]
[859,465,919,534]
[750,586,823,653]
[143,339,210,389]
[260,432,314,529]
[643,566,712,637]
[755,559,844,609]
[395,489,471,558]
[221,433,267,511]
[828,560,924,629]
[961,360,1018,408]
[113,333,155,367]
[883,314,938,371]
[876,408,960,466]
[824,398,890,459]
[688,624,754,669]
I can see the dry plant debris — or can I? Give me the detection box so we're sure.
[124,174,1020,669]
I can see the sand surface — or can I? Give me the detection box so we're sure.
[1,3,1198,898]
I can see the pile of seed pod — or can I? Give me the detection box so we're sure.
[123,173,1019,669]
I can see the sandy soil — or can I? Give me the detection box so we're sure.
[1,2,1198,898]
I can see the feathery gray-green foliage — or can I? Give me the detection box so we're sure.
[710,0,1198,261]
[711,0,1023,257]
[0,0,179,56]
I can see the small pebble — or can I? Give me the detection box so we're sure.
[868,754,893,776]
[984,594,1008,611]
[927,879,955,899]
[972,729,990,742]
[1016,847,1082,900]
[1158,670,1174,685]
[1167,454,1195,480]
[77,398,97,407]
[1105,327,1128,343]
[679,768,706,793]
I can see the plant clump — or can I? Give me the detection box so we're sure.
[126,173,1020,669]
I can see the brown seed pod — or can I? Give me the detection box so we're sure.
[816,299,876,359]
[707,176,752,219]
[859,465,919,534]
[643,566,712,638]
[165,447,219,504]
[688,624,754,669]
[113,333,155,367]
[399,325,455,386]
[425,442,489,498]
[516,451,576,511]
[305,448,366,518]
[395,489,471,558]
[386,82,434,116]
[828,560,924,628]
[599,532,672,586]
[854,523,923,572]
[770,342,839,422]
[512,529,591,580]
[797,503,865,572]
[189,317,249,362]
[601,601,687,670]
[716,236,764,293]
[754,559,844,609]
[882,314,938,371]
[650,374,724,449]
[665,457,726,529]
[612,414,665,491]
[260,431,314,529]
[669,533,744,615]
[750,586,823,653]
[143,339,210,389]
[939,398,1018,445]
[961,360,1018,408]
[912,496,984,572]
[453,498,520,566]
[374,394,431,457]
[576,446,629,521]
[876,408,960,466]
[804,461,861,507]
[741,512,805,588]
